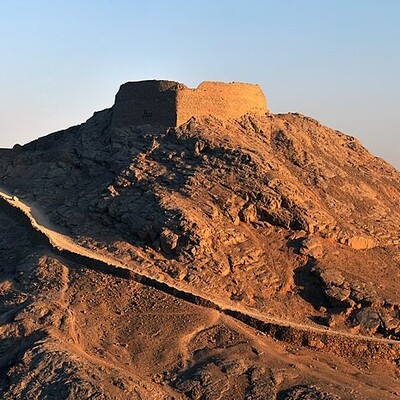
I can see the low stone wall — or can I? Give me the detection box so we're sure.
[112,80,268,128]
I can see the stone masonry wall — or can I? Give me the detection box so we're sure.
[175,81,268,125]
[112,80,268,128]
[112,80,179,128]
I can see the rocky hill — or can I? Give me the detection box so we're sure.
[0,81,399,399]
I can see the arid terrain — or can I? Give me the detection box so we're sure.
[0,80,399,399]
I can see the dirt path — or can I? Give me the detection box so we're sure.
[1,188,399,361]
[179,310,220,369]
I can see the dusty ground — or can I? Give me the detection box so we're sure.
[0,82,399,398]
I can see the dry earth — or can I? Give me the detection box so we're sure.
[0,81,399,399]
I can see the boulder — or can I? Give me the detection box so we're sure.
[300,236,324,259]
[160,228,179,253]
[354,307,381,334]
[346,235,376,250]
[239,203,258,223]
[325,287,351,302]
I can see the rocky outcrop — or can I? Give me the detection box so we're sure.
[313,265,400,339]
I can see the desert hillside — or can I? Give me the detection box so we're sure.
[0,80,399,399]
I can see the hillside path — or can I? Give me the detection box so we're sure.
[1,188,399,360]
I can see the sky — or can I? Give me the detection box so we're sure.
[0,0,399,168]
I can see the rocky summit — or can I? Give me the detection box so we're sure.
[0,80,399,399]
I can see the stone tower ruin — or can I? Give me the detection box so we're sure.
[112,80,268,128]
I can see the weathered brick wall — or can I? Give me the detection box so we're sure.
[112,80,268,128]
[112,80,179,127]
[176,81,268,125]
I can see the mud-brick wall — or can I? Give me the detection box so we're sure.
[175,81,268,126]
[112,80,179,127]
[112,80,268,128]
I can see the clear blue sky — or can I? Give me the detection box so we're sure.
[1,0,399,167]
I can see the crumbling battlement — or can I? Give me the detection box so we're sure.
[112,80,268,128]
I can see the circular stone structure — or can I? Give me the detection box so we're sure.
[112,80,268,128]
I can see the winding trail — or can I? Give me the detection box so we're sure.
[1,188,399,361]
